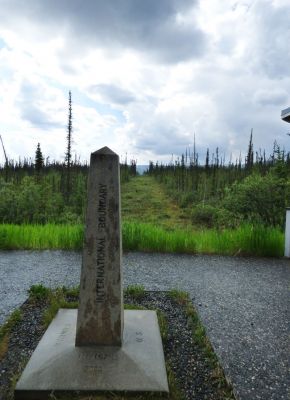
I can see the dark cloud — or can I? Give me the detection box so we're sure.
[0,0,207,63]
[90,84,136,105]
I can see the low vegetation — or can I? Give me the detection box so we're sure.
[0,309,22,361]
[0,221,283,256]
[0,223,83,250]
[124,284,146,299]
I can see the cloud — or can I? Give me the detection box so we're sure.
[89,84,136,105]
[0,0,207,64]
[253,89,288,107]
[16,81,65,129]
[243,1,290,79]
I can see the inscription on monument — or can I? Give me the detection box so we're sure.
[84,365,103,376]
[135,331,144,343]
[96,237,105,303]
[98,184,107,230]
[78,352,118,361]
[96,184,107,303]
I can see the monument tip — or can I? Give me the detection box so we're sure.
[92,146,117,156]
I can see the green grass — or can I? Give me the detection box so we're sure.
[124,285,146,299]
[194,223,284,257]
[0,222,284,257]
[28,284,51,300]
[0,223,83,250]
[123,222,284,257]
[0,309,22,360]
[121,175,190,230]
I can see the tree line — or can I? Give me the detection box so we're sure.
[0,153,137,224]
[0,91,137,224]
[147,134,290,229]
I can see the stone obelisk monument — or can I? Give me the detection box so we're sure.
[76,147,123,346]
[15,147,168,399]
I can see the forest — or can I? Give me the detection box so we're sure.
[0,147,137,225]
[0,133,289,230]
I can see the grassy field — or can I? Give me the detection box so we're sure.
[121,175,191,230]
[0,175,285,256]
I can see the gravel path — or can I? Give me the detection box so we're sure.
[0,250,289,400]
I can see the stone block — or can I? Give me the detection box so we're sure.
[15,309,169,399]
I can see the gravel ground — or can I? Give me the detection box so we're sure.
[0,250,290,400]
[0,292,234,400]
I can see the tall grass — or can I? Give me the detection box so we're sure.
[0,224,83,250]
[0,222,284,257]
[193,224,284,257]
[122,222,284,257]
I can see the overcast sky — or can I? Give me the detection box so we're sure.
[0,0,290,165]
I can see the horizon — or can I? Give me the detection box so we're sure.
[0,138,285,169]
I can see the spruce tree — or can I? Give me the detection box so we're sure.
[35,142,44,173]
[246,129,254,170]
[205,148,210,170]
[65,91,73,201]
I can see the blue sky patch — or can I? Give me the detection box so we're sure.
[0,37,6,49]
[73,89,125,123]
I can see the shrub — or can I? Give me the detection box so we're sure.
[28,284,50,300]
[191,204,219,228]
[179,192,197,208]
[223,173,289,227]
[125,285,145,299]
[215,208,242,229]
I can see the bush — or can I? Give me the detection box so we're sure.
[222,173,289,227]
[215,208,242,229]
[179,192,197,208]
[28,284,50,300]
[125,285,145,299]
[191,204,219,228]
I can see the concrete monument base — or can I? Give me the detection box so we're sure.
[15,309,169,399]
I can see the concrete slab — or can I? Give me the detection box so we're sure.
[15,309,169,399]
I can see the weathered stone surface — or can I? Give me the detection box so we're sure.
[15,309,169,399]
[75,147,123,346]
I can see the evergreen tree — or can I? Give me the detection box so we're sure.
[65,91,73,200]
[215,147,219,168]
[205,148,210,170]
[35,143,44,173]
[246,129,254,170]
